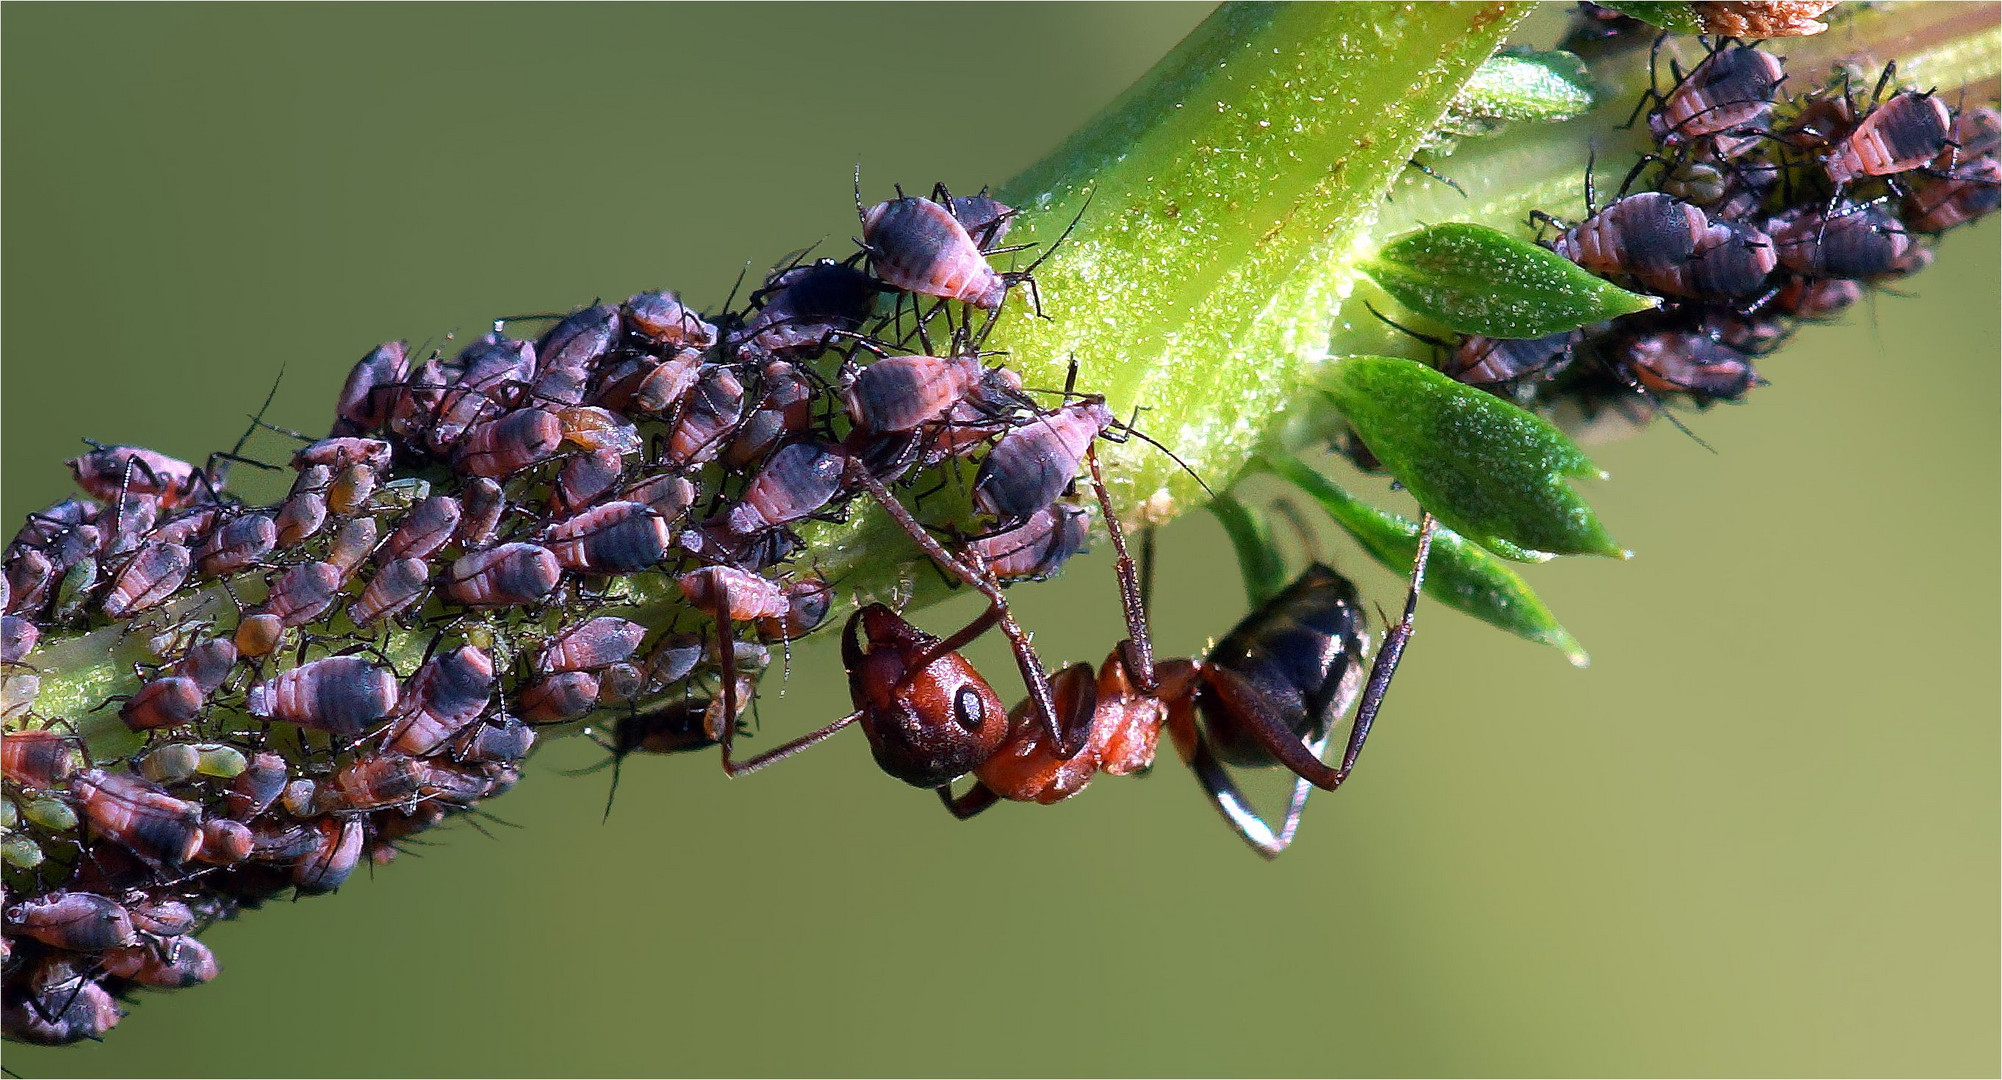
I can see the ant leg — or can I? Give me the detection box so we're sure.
[710,585,860,777]
[1329,512,1436,785]
[937,781,1000,821]
[844,461,1077,757]
[1085,446,1156,692]
[1166,697,1322,859]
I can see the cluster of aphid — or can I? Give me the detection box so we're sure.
[1,178,1427,1044]
[1404,26,1998,433]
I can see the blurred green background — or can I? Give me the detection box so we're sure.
[5,4,1996,1076]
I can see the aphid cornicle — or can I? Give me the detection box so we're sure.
[442,542,563,607]
[385,644,495,755]
[332,340,410,436]
[381,494,462,563]
[5,891,138,952]
[103,540,193,619]
[71,769,205,867]
[195,512,277,577]
[543,501,669,575]
[68,446,208,509]
[246,655,400,737]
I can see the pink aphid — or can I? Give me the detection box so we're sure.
[68,447,207,509]
[861,194,1008,308]
[537,617,646,673]
[678,565,789,621]
[385,644,495,756]
[348,557,430,626]
[543,502,669,575]
[247,656,400,738]
[103,542,192,619]
[442,543,563,607]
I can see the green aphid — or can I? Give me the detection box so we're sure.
[20,796,78,832]
[1429,48,1596,150]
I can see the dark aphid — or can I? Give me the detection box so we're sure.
[232,612,287,658]
[3,959,123,1045]
[325,516,379,577]
[103,541,193,619]
[755,576,836,643]
[258,561,344,627]
[442,543,563,607]
[5,891,137,951]
[624,289,718,349]
[619,473,697,522]
[381,494,462,564]
[721,361,816,469]
[196,818,256,865]
[174,637,238,694]
[11,495,99,551]
[102,935,220,988]
[431,335,538,451]
[332,340,410,436]
[249,819,322,863]
[97,493,159,559]
[535,304,622,381]
[68,446,208,509]
[517,670,601,722]
[1634,216,1777,299]
[3,730,79,789]
[1904,153,2001,233]
[664,365,747,467]
[246,655,400,737]
[629,353,704,416]
[313,753,427,814]
[384,644,495,755]
[120,675,205,732]
[457,477,507,550]
[1767,274,1863,320]
[972,399,1118,525]
[1547,191,1708,277]
[720,440,850,538]
[842,352,987,435]
[2,613,39,663]
[292,817,364,895]
[860,193,1010,309]
[416,759,495,807]
[1822,88,1953,186]
[293,437,393,474]
[542,501,669,575]
[151,505,221,550]
[6,549,56,617]
[275,465,333,547]
[951,189,1016,249]
[1769,201,1914,277]
[452,714,536,765]
[1647,45,1786,157]
[738,258,879,356]
[280,778,318,818]
[1619,327,1762,399]
[537,617,646,673]
[455,408,563,478]
[552,448,627,515]
[196,512,277,577]
[71,768,205,867]
[1449,330,1582,388]
[226,752,290,821]
[967,502,1093,582]
[127,896,198,938]
[677,565,789,622]
[646,632,706,687]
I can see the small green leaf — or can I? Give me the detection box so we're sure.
[1597,1,1703,33]
[1364,222,1658,339]
[1207,493,1289,609]
[1439,49,1596,138]
[1319,356,1627,561]
[1260,452,1588,666]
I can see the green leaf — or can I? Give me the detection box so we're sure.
[1260,452,1588,666]
[1597,2,1703,33]
[1363,222,1658,339]
[1319,355,1627,561]
[1439,49,1596,138]
[1207,493,1289,610]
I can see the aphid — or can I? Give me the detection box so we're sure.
[71,768,205,867]
[246,655,400,737]
[859,191,1013,308]
[624,289,718,349]
[1,834,43,868]
[442,542,563,607]
[346,558,430,629]
[197,818,255,865]
[737,258,879,355]
[5,891,137,951]
[250,819,322,863]
[966,502,1093,582]
[1903,154,2001,233]
[1545,191,1707,278]
[293,437,393,473]
[6,549,55,617]
[18,795,76,831]
[677,565,789,623]
[618,473,697,521]
[597,661,647,703]
[552,448,627,514]
[972,399,1118,525]
[719,440,851,538]
[314,753,427,813]
[51,557,102,625]
[1634,216,1777,299]
[645,631,706,688]
[664,365,747,467]
[195,512,277,577]
[755,576,836,643]
[101,935,220,988]
[292,817,364,894]
[431,335,538,451]
[226,751,291,820]
[455,408,563,478]
[721,361,817,469]
[629,353,704,415]
[97,493,158,559]
[950,188,1016,249]
[120,675,205,732]
[517,670,601,722]
[1646,45,1786,156]
[1821,88,1952,186]
[556,405,643,455]
[68,446,208,509]
[4,729,81,789]
[542,502,668,575]
[841,351,987,435]
[327,463,378,518]
[325,515,379,577]
[332,340,410,436]
[192,742,250,778]
[1,613,40,663]
[1618,326,1763,399]
[4,959,123,1045]
[275,465,333,547]
[452,714,536,765]
[457,477,507,549]
[535,304,622,382]
[1689,0,1835,37]
[174,637,238,694]
[1769,201,1914,277]
[102,541,193,619]
[382,495,462,563]
[232,612,287,658]
[257,560,344,627]
[280,778,318,818]
[537,617,646,673]
[385,644,495,755]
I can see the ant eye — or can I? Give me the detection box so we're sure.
[952,686,985,731]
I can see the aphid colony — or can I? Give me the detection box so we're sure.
[2,179,1424,1044]
[1402,34,1997,431]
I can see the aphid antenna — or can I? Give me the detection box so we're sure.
[1104,410,1218,501]
[1403,156,1468,198]
[1268,496,1326,565]
[1362,300,1454,352]
[1584,343,1718,454]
